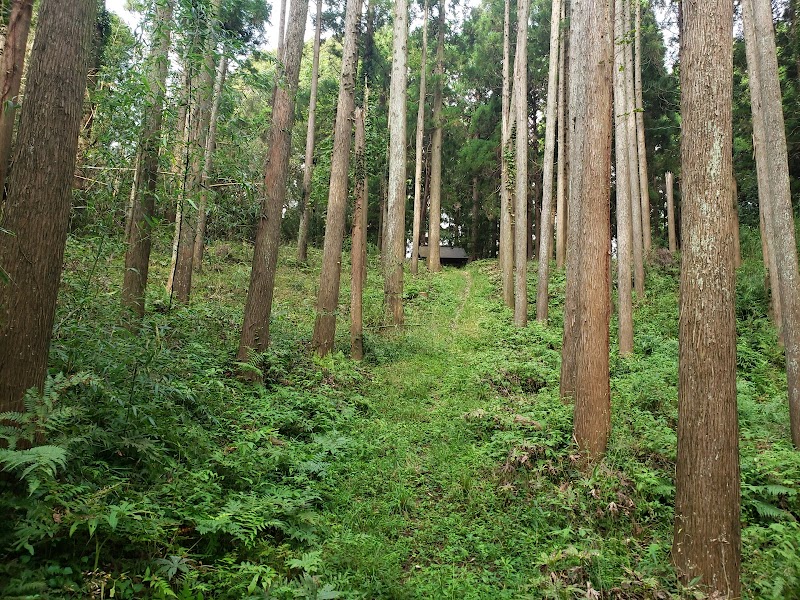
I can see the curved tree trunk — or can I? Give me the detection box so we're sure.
[411,1,429,275]
[0,0,33,197]
[535,0,563,323]
[513,0,530,327]
[311,0,363,356]
[672,0,741,594]
[237,0,310,360]
[0,0,96,415]
[193,53,228,273]
[384,0,409,326]
[122,0,174,322]
[297,0,323,263]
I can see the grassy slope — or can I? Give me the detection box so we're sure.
[1,233,799,599]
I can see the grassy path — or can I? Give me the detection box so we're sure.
[320,267,561,598]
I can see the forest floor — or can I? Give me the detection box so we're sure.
[1,233,799,599]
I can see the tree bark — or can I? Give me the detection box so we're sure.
[743,0,800,447]
[0,0,96,415]
[560,0,590,400]
[169,0,221,302]
[384,0,409,326]
[237,0,310,360]
[276,0,287,62]
[666,170,676,253]
[411,1,429,275]
[554,0,568,270]
[0,0,33,197]
[634,0,651,255]
[311,0,363,356]
[672,0,741,594]
[500,0,515,306]
[624,0,644,297]
[351,107,367,360]
[193,53,228,272]
[535,0,563,323]
[614,0,633,356]
[513,0,530,327]
[428,0,446,273]
[297,0,323,263]
[122,0,174,322]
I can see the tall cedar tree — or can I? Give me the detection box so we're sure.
[634,0,651,255]
[410,1,428,275]
[384,0,409,325]
[237,0,310,360]
[666,170,676,252]
[554,0,568,270]
[0,0,96,414]
[499,0,514,306]
[672,0,741,594]
[428,0,445,273]
[193,54,229,272]
[297,0,323,263]
[743,0,800,447]
[0,0,33,196]
[169,0,221,302]
[351,107,367,359]
[569,0,613,458]
[122,0,174,322]
[311,0,362,356]
[613,0,634,355]
[513,0,529,327]
[535,0,562,323]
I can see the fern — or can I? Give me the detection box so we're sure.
[0,445,68,494]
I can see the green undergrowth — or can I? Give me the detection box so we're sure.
[1,229,799,599]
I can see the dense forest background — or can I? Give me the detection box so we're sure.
[1,0,800,598]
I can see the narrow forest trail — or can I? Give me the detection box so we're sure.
[319,266,568,598]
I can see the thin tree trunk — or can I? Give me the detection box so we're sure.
[193,53,228,272]
[351,107,367,359]
[555,0,568,270]
[277,0,287,61]
[378,179,387,253]
[237,0,310,360]
[170,0,221,302]
[625,0,644,296]
[570,0,613,460]
[297,0,323,263]
[0,0,96,415]
[614,0,633,356]
[122,0,173,322]
[513,0,530,327]
[672,0,741,594]
[535,0,562,323]
[428,0,445,273]
[744,0,800,446]
[411,1,429,275]
[384,0,408,326]
[311,0,363,356]
[500,0,514,305]
[666,170,676,252]
[634,0,651,255]
[0,0,33,196]
[744,8,783,340]
[471,177,480,260]
[732,177,741,269]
